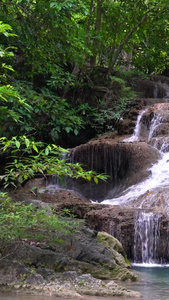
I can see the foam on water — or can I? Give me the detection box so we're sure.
[101,151,169,206]
[132,263,169,267]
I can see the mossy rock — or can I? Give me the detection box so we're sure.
[97,232,130,267]
[113,268,141,282]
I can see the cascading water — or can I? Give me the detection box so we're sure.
[123,108,148,142]
[102,105,169,207]
[101,103,169,264]
[45,87,169,265]
[134,212,162,265]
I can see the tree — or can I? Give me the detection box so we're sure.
[0,20,31,133]
[0,0,169,144]
[1,0,169,76]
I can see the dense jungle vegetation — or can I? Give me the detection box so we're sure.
[0,0,169,242]
[1,0,169,145]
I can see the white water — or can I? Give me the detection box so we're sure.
[101,151,169,206]
[101,105,169,207]
[123,108,148,142]
[134,212,161,264]
[0,296,131,300]
[101,103,169,265]
[45,101,169,266]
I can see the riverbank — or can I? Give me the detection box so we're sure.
[0,206,140,299]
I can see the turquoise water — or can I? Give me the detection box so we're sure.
[122,266,169,300]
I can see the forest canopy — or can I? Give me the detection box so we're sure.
[0,0,169,145]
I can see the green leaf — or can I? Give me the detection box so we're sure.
[32,144,38,153]
[94,177,98,184]
[25,138,30,148]
[15,141,20,149]
[50,2,61,9]
[45,147,49,155]
[65,126,72,133]
[87,175,91,181]
[2,63,14,71]
[74,129,78,135]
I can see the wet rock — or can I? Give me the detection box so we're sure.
[135,78,166,98]
[0,260,45,285]
[117,118,136,135]
[97,231,128,263]
[67,140,159,201]
[24,177,47,190]
[0,220,136,280]
[86,206,136,261]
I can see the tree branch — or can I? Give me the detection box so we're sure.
[108,6,155,75]
[0,1,33,19]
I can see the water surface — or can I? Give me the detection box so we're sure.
[122,266,169,300]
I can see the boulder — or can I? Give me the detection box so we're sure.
[85,205,135,261]
[67,138,159,201]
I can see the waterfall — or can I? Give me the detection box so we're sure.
[101,102,169,264]
[134,212,161,265]
[44,80,169,264]
[148,113,164,143]
[102,103,169,207]
[123,108,148,142]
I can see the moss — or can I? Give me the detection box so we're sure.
[79,263,113,280]
[113,268,141,282]
[97,231,131,269]
[124,257,131,266]
[97,232,126,257]
[20,273,28,282]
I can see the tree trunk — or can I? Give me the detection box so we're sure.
[90,0,102,67]
[85,0,95,50]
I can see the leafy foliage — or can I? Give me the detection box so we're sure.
[77,75,136,133]
[0,136,107,189]
[8,82,83,141]
[0,192,77,243]
[0,21,31,132]
[0,1,169,141]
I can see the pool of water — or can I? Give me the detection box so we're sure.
[122,266,169,300]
